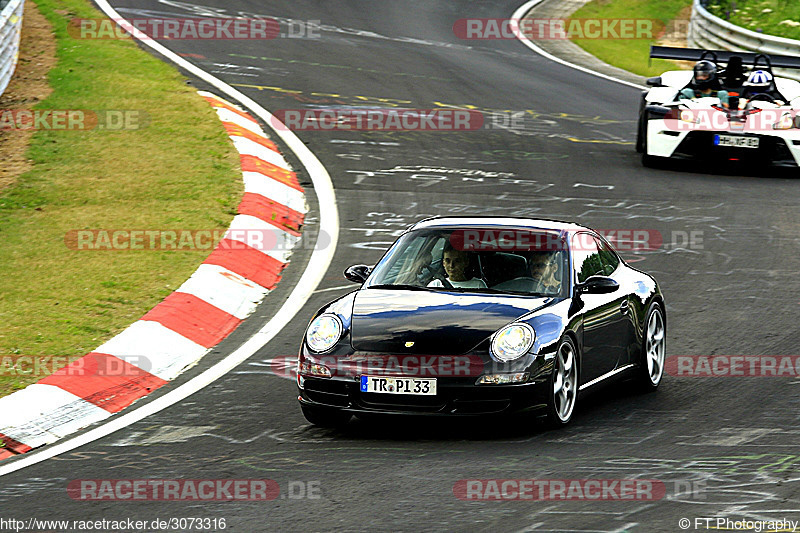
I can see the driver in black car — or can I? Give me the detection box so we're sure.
[427,243,487,289]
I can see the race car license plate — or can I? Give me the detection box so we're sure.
[360,375,437,395]
[714,134,759,148]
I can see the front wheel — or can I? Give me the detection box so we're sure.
[545,336,579,427]
[638,111,663,168]
[634,303,666,391]
[635,107,646,153]
[301,404,352,428]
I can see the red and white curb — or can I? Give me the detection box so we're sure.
[0,92,307,461]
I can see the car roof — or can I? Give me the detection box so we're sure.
[409,216,592,234]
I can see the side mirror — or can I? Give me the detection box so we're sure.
[576,275,619,295]
[646,76,664,87]
[645,104,671,117]
[344,264,371,283]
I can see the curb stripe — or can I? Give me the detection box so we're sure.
[243,172,308,214]
[141,292,242,349]
[237,194,302,236]
[240,154,303,191]
[0,433,32,455]
[225,214,300,264]
[199,93,258,122]
[215,108,264,135]
[238,192,304,234]
[203,239,287,290]
[93,321,208,381]
[232,136,291,170]
[40,353,168,414]
[223,123,280,152]
[0,385,112,449]
[175,264,270,320]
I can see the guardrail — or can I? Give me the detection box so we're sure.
[0,0,24,98]
[689,0,800,82]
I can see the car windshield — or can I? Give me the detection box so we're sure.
[364,228,568,297]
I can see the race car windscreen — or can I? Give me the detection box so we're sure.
[364,228,568,296]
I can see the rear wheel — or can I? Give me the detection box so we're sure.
[635,303,666,391]
[545,336,579,427]
[301,404,352,428]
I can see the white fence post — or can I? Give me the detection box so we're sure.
[689,0,800,82]
[0,0,25,98]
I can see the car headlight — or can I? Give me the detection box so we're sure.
[305,314,343,353]
[491,323,535,362]
[773,113,794,130]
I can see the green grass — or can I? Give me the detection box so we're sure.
[568,0,693,77]
[0,0,242,395]
[707,0,800,40]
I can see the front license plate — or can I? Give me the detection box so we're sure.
[714,134,759,148]
[360,375,437,395]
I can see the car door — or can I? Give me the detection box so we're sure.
[572,233,629,384]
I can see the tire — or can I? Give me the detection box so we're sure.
[634,303,666,392]
[635,98,647,153]
[638,110,664,168]
[639,111,656,166]
[301,404,352,428]
[641,152,660,168]
[545,335,579,427]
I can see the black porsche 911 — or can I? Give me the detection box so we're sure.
[297,217,666,427]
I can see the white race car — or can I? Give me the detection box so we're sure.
[637,46,800,169]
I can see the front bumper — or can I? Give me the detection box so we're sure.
[646,120,800,166]
[297,374,551,416]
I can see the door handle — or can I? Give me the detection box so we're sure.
[620,300,629,314]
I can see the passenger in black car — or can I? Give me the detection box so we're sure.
[529,251,561,294]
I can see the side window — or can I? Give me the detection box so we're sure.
[596,236,620,275]
[571,233,603,284]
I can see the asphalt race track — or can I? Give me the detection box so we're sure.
[3,1,800,531]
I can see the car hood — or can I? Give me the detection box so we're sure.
[350,289,550,355]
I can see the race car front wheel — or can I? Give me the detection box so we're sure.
[635,98,647,153]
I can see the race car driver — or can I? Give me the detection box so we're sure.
[679,60,730,108]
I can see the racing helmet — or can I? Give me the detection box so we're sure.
[693,60,717,87]
[744,69,773,91]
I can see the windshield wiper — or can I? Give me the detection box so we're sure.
[367,283,435,291]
